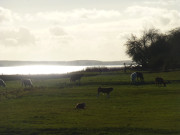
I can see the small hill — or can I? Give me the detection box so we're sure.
[0,60,132,66]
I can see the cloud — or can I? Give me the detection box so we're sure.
[125,6,167,17]
[17,27,36,45]
[0,7,21,24]
[0,27,36,46]
[36,9,121,21]
[49,26,67,36]
[0,7,12,23]
[0,5,180,61]
[124,5,180,30]
[144,0,177,6]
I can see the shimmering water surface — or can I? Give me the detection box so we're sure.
[0,65,123,75]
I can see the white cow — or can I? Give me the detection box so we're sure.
[0,79,6,87]
[130,72,144,84]
[22,79,33,87]
[130,72,137,83]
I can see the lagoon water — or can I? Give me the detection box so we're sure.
[0,65,123,75]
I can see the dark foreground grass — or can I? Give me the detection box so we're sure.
[0,71,179,135]
[0,127,179,135]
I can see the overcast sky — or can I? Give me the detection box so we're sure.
[0,0,180,61]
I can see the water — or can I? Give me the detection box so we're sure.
[0,65,123,75]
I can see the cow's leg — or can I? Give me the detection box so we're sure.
[107,93,110,98]
[97,92,100,97]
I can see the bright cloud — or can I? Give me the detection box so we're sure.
[144,0,178,6]
[0,27,36,46]
[0,2,180,61]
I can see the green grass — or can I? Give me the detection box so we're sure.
[0,71,180,135]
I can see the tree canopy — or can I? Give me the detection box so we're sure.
[125,28,180,70]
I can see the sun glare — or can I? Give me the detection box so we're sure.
[0,65,86,75]
[0,65,124,75]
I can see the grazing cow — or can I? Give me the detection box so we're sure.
[136,72,144,82]
[130,72,144,84]
[22,79,33,87]
[97,87,113,98]
[0,79,6,87]
[70,74,83,82]
[131,72,137,83]
[75,103,86,109]
[155,77,166,87]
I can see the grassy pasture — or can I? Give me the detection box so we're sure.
[0,71,179,135]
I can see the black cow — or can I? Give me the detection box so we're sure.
[70,74,83,82]
[155,77,166,87]
[75,103,86,109]
[136,72,144,82]
[97,87,113,98]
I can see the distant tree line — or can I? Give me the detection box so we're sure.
[125,27,180,70]
[85,67,123,72]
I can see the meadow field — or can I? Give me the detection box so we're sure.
[0,70,179,135]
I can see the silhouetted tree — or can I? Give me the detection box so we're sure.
[125,28,160,68]
[167,28,180,68]
[125,27,180,70]
[148,34,170,70]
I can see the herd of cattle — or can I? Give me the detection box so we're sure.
[0,72,167,109]
[130,72,166,86]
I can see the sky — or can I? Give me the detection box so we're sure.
[0,0,180,61]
